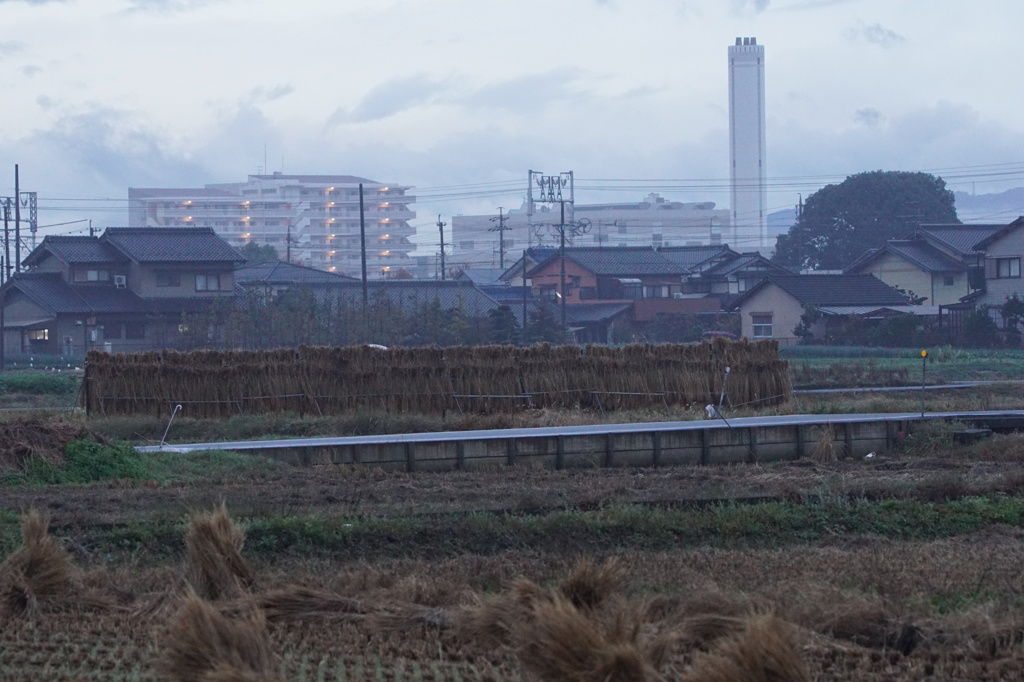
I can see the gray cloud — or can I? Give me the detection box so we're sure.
[731,0,770,13]
[21,65,42,77]
[854,108,884,127]
[0,41,23,57]
[456,68,588,113]
[243,84,295,106]
[844,22,906,48]
[326,74,448,126]
[36,95,55,109]
[125,0,225,13]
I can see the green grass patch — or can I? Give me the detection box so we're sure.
[0,372,79,395]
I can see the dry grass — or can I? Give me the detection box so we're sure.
[82,339,792,418]
[185,503,255,601]
[0,415,95,474]
[255,585,365,622]
[810,423,839,464]
[163,590,282,682]
[558,556,629,611]
[0,510,74,618]
[683,614,810,682]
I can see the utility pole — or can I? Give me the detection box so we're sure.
[359,183,368,303]
[489,207,511,270]
[437,214,447,280]
[2,200,10,284]
[559,201,567,329]
[0,256,5,371]
[521,248,528,342]
[14,165,20,274]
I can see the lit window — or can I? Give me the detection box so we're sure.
[28,329,49,341]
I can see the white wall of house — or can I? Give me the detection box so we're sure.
[856,252,967,306]
[978,226,1024,308]
[735,284,804,346]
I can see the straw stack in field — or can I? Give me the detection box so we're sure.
[82,339,790,419]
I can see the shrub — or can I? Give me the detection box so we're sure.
[0,372,79,395]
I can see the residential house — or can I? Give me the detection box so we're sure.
[845,239,969,305]
[848,218,1024,308]
[2,227,243,356]
[728,274,911,346]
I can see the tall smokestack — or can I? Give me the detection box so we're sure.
[728,37,768,254]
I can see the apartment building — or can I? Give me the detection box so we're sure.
[129,173,416,278]
[449,194,730,270]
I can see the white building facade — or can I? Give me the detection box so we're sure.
[129,173,416,278]
[449,194,730,270]
[728,37,768,254]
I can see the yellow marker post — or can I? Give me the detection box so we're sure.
[920,350,928,416]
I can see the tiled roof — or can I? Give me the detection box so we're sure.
[885,241,966,272]
[917,224,1003,255]
[733,274,910,309]
[772,275,910,306]
[5,273,213,315]
[657,245,736,270]
[535,247,688,277]
[700,252,792,277]
[564,302,633,324]
[477,284,530,302]
[455,268,506,285]
[23,236,128,267]
[102,227,244,263]
[234,260,357,284]
[304,280,501,316]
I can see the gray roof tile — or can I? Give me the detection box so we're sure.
[23,237,128,267]
[102,227,244,263]
[733,274,910,309]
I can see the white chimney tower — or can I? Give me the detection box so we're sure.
[728,37,768,254]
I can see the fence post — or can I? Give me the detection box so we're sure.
[555,436,565,470]
[604,434,615,467]
[506,439,517,467]
[652,431,662,467]
[405,442,415,472]
[700,428,710,465]
[456,441,466,470]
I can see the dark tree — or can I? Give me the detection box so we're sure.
[238,242,280,263]
[774,171,960,270]
[486,305,521,345]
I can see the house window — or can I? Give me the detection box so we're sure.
[539,285,557,301]
[751,313,773,338]
[943,275,955,286]
[125,323,145,340]
[156,271,181,287]
[28,329,49,341]
[996,258,1021,279]
[196,274,222,291]
[76,269,110,282]
[102,324,123,340]
[643,285,668,299]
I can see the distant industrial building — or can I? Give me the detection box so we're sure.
[728,37,769,254]
[129,173,416,278]
[449,194,730,270]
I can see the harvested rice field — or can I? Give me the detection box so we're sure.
[5,425,1024,681]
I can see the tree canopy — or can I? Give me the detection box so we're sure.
[773,171,960,270]
[237,241,280,263]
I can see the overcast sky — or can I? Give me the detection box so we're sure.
[2,0,1023,246]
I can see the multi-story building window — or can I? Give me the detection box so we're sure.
[995,258,1021,279]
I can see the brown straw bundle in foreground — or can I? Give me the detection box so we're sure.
[185,503,255,601]
[163,591,282,682]
[0,510,74,618]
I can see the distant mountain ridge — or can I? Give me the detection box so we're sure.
[954,187,1024,223]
